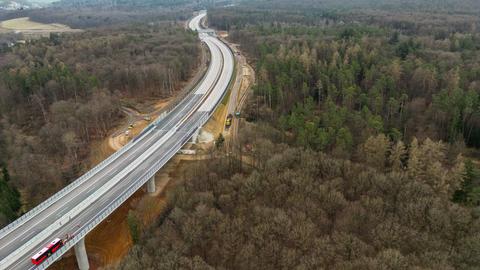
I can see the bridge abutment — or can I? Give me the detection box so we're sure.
[74,238,89,270]
[147,176,156,194]
[191,128,200,144]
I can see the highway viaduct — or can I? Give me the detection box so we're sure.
[0,10,234,270]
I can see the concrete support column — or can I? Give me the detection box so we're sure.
[191,128,200,144]
[147,176,156,194]
[74,238,89,270]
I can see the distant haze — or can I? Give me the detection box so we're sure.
[0,0,58,4]
[31,0,57,3]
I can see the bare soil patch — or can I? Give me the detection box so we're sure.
[0,17,82,38]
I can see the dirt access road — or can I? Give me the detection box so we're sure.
[223,40,256,150]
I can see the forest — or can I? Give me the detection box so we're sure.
[0,22,200,227]
[117,126,480,269]
[117,0,480,269]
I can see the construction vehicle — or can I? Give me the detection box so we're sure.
[225,114,233,128]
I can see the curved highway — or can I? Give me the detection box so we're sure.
[0,11,233,270]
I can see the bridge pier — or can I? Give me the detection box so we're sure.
[74,238,89,270]
[147,176,156,194]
